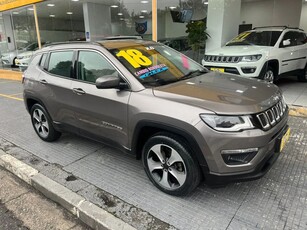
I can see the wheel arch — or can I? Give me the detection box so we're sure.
[131,120,209,171]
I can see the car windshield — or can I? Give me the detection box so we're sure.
[226,31,282,46]
[106,42,207,87]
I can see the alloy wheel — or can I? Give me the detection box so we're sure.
[32,108,49,138]
[146,144,187,190]
[263,70,274,83]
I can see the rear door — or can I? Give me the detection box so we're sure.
[37,50,76,127]
[70,50,131,148]
[296,32,307,69]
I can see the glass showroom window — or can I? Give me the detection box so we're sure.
[157,0,207,62]
[36,0,85,43]
[110,0,153,39]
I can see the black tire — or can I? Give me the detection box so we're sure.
[11,58,17,68]
[142,132,201,196]
[30,103,61,142]
[298,64,307,82]
[260,66,275,83]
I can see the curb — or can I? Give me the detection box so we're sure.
[0,69,22,81]
[0,150,136,230]
[289,106,307,118]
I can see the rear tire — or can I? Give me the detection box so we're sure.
[142,132,201,196]
[298,64,307,82]
[30,104,61,142]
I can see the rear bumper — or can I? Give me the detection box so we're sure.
[202,124,289,186]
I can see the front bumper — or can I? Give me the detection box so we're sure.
[202,60,263,78]
[202,124,289,186]
[194,108,289,185]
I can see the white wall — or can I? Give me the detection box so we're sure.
[241,0,302,28]
[300,3,307,31]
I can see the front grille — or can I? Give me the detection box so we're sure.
[204,55,242,63]
[256,100,287,130]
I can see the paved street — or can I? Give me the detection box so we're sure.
[0,79,307,230]
[0,167,90,230]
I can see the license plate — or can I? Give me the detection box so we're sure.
[211,67,225,73]
[280,128,291,152]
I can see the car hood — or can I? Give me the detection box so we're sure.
[17,51,34,58]
[153,72,282,115]
[206,45,270,56]
[2,50,17,57]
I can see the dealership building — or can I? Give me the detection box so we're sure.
[0,0,306,65]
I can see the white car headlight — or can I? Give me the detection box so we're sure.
[200,114,254,132]
[241,54,262,62]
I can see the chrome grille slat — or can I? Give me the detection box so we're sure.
[256,100,287,130]
[204,55,241,63]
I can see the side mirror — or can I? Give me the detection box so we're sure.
[95,75,127,89]
[282,39,291,47]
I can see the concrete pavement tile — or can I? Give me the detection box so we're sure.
[0,168,29,203]
[5,192,81,230]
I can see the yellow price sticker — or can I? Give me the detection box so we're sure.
[116,49,152,68]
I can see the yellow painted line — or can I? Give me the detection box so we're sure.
[9,93,23,96]
[0,93,23,101]
[0,69,22,81]
[289,106,307,118]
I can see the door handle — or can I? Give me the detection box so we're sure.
[72,88,85,95]
[39,79,47,84]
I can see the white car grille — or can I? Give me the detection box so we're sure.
[204,55,242,63]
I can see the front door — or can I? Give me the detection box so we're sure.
[70,50,131,148]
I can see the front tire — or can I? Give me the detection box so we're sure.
[298,64,307,82]
[142,132,201,196]
[30,104,61,142]
[261,66,275,83]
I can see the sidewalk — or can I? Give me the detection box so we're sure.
[0,166,90,230]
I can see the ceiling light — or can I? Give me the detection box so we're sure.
[47,3,55,7]
[141,10,147,13]
[71,0,79,1]
[204,2,208,4]
[141,1,149,3]
[12,11,19,14]
[111,5,119,8]
[169,6,176,9]
[28,8,34,11]
[117,13,123,15]
[49,14,55,17]
[139,15,145,18]
[66,12,73,15]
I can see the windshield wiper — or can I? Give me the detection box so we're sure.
[179,69,207,81]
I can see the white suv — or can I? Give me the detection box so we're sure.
[202,26,307,83]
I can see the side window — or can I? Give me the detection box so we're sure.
[47,51,74,78]
[40,53,47,68]
[281,32,297,47]
[77,51,117,83]
[297,32,306,45]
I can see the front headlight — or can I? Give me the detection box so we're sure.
[200,114,254,132]
[241,54,262,62]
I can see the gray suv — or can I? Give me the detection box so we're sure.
[23,39,290,196]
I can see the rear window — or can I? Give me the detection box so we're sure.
[47,51,74,78]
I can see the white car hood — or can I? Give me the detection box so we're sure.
[206,45,271,56]
[17,51,34,58]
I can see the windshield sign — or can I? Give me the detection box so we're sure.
[111,44,206,87]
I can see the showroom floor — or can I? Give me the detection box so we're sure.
[276,76,307,107]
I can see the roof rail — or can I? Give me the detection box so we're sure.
[42,41,99,48]
[99,36,143,40]
[253,26,304,31]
